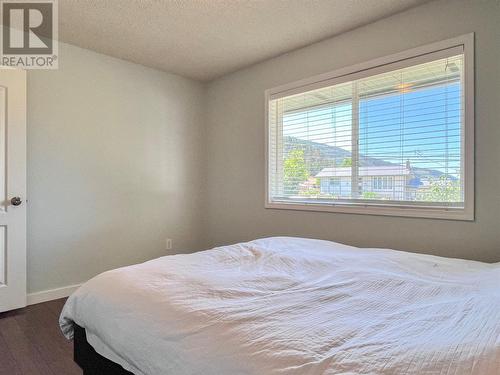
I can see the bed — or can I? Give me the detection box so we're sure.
[60,237,500,374]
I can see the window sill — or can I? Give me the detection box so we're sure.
[265,200,474,221]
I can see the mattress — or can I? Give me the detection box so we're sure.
[60,237,500,374]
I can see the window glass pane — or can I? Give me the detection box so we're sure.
[358,55,463,203]
[275,82,354,200]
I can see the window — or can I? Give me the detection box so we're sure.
[372,177,393,191]
[266,35,474,220]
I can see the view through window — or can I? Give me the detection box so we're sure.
[268,47,470,218]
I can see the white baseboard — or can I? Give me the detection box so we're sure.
[27,284,82,306]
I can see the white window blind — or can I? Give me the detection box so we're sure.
[267,37,474,220]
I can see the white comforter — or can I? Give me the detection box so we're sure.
[60,237,500,374]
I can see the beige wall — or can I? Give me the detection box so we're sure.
[27,43,206,293]
[205,0,500,262]
[26,0,500,294]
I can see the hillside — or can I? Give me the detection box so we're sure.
[284,136,446,179]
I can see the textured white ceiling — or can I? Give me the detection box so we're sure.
[59,0,430,81]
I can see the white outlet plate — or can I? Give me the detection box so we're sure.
[165,238,173,251]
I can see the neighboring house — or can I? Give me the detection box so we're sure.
[316,165,419,200]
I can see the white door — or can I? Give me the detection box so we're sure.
[0,68,26,312]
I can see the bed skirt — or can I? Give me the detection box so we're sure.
[73,323,134,375]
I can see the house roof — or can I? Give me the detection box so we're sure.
[316,166,410,178]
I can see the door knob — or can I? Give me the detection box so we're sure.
[10,197,22,206]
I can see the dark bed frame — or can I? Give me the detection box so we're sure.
[74,324,133,375]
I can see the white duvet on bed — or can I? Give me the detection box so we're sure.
[60,237,500,374]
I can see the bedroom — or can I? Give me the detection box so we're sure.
[0,0,499,374]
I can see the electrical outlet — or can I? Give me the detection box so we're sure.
[165,238,173,251]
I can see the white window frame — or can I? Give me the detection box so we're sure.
[265,34,474,221]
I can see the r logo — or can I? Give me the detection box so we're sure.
[2,2,53,54]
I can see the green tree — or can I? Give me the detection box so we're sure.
[341,157,352,167]
[362,191,378,199]
[419,176,461,202]
[284,149,308,194]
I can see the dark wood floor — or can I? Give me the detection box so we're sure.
[0,298,81,375]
